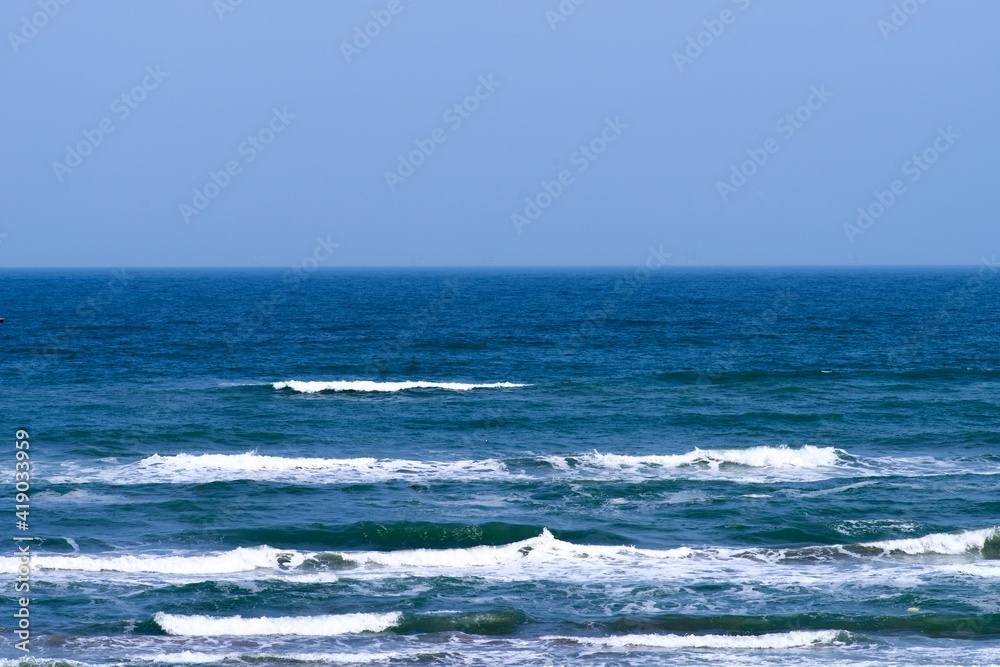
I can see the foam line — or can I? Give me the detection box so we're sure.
[272,380,526,393]
[153,611,402,636]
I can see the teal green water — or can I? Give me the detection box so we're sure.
[2,268,999,666]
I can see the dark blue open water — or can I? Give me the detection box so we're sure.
[2,268,999,666]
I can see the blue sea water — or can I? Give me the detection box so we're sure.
[2,268,1000,666]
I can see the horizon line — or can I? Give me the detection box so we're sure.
[0,263,993,270]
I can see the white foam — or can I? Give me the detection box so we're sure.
[0,661,92,667]
[52,451,513,485]
[301,522,994,588]
[933,562,1000,578]
[547,630,845,649]
[45,446,1000,487]
[34,489,126,504]
[834,520,918,537]
[575,445,843,469]
[131,652,398,664]
[0,530,693,582]
[545,445,846,482]
[130,653,224,665]
[859,526,998,555]
[7,527,995,587]
[324,528,693,572]
[791,481,878,498]
[153,611,401,636]
[0,546,303,575]
[273,380,526,393]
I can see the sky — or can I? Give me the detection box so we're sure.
[1,0,998,267]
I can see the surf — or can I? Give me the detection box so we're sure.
[546,629,850,649]
[43,446,1000,486]
[153,611,402,636]
[9,526,996,580]
[271,380,527,393]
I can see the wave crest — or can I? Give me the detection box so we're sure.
[272,380,526,393]
[547,629,848,649]
[566,445,844,470]
[51,452,512,485]
[130,652,397,665]
[7,527,996,582]
[153,611,401,636]
[45,446,1000,486]
[857,526,1000,556]
[316,528,693,570]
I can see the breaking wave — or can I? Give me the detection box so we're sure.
[153,611,401,636]
[5,527,995,583]
[272,380,527,393]
[547,629,849,649]
[48,444,968,487]
[49,451,514,485]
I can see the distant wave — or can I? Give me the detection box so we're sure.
[550,444,843,471]
[272,380,527,393]
[153,611,401,636]
[547,630,848,649]
[50,452,514,485]
[130,652,398,664]
[46,445,1000,486]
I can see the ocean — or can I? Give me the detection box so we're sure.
[2,268,999,666]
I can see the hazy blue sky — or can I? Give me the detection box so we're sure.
[2,1,998,267]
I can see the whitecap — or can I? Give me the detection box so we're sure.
[545,629,847,649]
[153,611,402,636]
[272,380,526,393]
